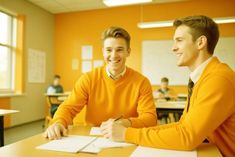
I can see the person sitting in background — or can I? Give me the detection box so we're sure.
[47,74,64,117]
[154,77,178,124]
[47,75,64,94]
[154,77,176,101]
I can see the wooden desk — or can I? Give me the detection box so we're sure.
[155,100,187,123]
[0,109,19,147]
[155,100,186,109]
[0,125,222,157]
[45,93,70,103]
[155,100,186,112]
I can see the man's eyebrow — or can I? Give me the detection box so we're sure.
[116,46,124,49]
[174,37,183,40]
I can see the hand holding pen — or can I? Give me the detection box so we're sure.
[100,115,127,142]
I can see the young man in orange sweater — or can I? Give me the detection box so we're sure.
[102,15,235,156]
[43,27,157,140]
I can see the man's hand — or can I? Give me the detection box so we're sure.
[43,123,68,140]
[100,119,127,142]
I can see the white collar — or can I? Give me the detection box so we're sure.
[106,66,126,80]
[190,57,212,84]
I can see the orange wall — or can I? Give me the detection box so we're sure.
[0,98,11,128]
[55,0,235,92]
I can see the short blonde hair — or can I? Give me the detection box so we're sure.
[102,26,131,48]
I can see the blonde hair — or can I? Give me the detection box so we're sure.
[102,26,131,48]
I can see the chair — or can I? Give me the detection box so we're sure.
[44,95,65,128]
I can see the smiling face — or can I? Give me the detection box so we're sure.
[172,25,200,71]
[103,37,130,75]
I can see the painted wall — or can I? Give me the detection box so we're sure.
[0,0,54,127]
[55,0,235,95]
[1,0,235,126]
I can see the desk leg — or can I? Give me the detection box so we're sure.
[0,116,4,147]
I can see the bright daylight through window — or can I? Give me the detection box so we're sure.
[0,11,17,92]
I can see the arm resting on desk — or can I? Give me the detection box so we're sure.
[125,76,234,153]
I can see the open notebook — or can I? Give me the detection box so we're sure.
[36,135,134,154]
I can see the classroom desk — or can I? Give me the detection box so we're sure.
[0,109,19,147]
[155,100,186,112]
[45,93,70,102]
[0,125,222,157]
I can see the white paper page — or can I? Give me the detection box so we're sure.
[81,143,101,154]
[28,48,46,83]
[36,135,98,153]
[82,61,92,73]
[90,127,102,135]
[130,146,197,157]
[93,137,134,149]
[81,45,93,59]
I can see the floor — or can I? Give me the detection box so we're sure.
[4,119,45,145]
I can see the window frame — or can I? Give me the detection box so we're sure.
[0,10,17,93]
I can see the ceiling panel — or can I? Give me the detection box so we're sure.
[27,0,187,14]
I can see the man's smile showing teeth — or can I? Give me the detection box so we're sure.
[109,60,120,63]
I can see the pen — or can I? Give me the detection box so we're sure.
[114,115,123,122]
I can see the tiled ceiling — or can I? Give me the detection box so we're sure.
[27,0,187,14]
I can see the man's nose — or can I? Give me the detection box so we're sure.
[110,50,118,57]
[172,43,178,52]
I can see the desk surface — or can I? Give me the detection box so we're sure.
[155,100,186,109]
[0,109,19,116]
[44,93,70,96]
[0,126,222,157]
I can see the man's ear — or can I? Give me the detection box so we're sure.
[197,35,207,50]
[127,48,131,57]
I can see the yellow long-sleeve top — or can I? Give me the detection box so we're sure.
[52,66,157,128]
[125,57,235,157]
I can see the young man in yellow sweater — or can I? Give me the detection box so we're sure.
[43,27,157,140]
[102,15,235,156]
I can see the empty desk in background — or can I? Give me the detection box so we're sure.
[0,109,19,147]
[155,100,186,123]
[155,100,186,112]
[0,125,222,157]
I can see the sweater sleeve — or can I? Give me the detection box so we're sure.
[125,76,235,150]
[129,78,157,128]
[51,74,90,127]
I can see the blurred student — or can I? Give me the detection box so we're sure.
[47,75,64,94]
[154,77,178,124]
[43,26,157,140]
[47,75,64,117]
[154,77,176,101]
[102,15,235,157]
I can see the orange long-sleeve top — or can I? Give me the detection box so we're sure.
[125,57,235,157]
[52,66,157,128]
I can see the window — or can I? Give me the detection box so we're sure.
[0,11,17,92]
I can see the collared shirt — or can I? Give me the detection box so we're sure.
[190,57,212,84]
[106,66,126,80]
